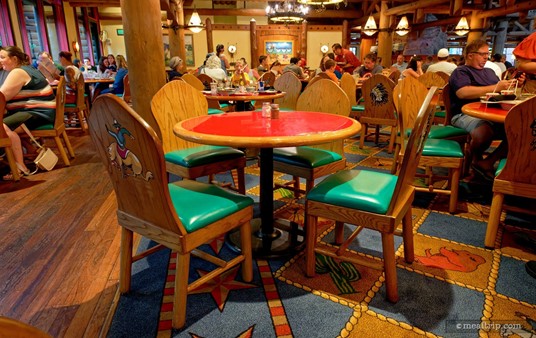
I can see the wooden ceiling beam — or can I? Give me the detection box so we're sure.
[384,0,449,16]
[476,0,536,18]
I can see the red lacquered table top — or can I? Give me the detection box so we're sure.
[174,111,361,148]
[461,102,509,123]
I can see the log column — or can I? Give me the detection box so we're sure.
[176,1,186,64]
[467,11,484,42]
[360,37,375,63]
[120,0,166,134]
[377,1,393,68]
[301,20,308,62]
[206,18,214,53]
[493,20,508,55]
[250,19,257,68]
[342,20,349,48]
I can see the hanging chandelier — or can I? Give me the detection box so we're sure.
[297,0,347,12]
[395,16,410,36]
[266,1,309,24]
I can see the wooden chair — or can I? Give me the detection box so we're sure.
[0,92,20,181]
[195,73,230,113]
[196,73,213,90]
[435,71,450,83]
[259,71,276,88]
[122,73,132,104]
[392,77,463,213]
[180,73,205,91]
[359,74,397,153]
[418,71,449,125]
[273,79,350,198]
[484,96,536,248]
[22,76,75,166]
[64,74,89,132]
[151,80,246,194]
[340,73,361,117]
[274,71,302,111]
[304,74,324,88]
[305,87,438,303]
[388,69,401,82]
[0,316,52,338]
[88,94,253,329]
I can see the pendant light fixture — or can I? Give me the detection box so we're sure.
[453,17,470,36]
[395,16,410,36]
[362,15,378,36]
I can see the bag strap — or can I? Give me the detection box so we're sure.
[20,124,45,150]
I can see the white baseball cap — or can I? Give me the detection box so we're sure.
[437,48,449,58]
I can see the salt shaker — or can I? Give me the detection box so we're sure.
[261,102,271,118]
[270,103,280,119]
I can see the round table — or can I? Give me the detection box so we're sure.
[461,101,509,123]
[174,111,361,257]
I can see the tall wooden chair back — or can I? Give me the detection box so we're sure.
[359,73,397,152]
[89,94,253,329]
[418,71,448,89]
[196,73,213,89]
[340,72,357,107]
[304,74,324,88]
[274,71,301,110]
[296,79,350,154]
[0,316,52,337]
[64,73,89,131]
[151,80,246,193]
[0,92,20,181]
[393,75,429,143]
[259,71,276,88]
[442,83,455,125]
[180,73,205,91]
[388,69,401,82]
[435,71,450,83]
[122,73,132,104]
[316,72,331,80]
[305,87,438,303]
[485,96,536,247]
[23,76,75,166]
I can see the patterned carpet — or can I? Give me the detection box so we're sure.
[108,136,536,338]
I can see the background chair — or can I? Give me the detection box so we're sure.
[0,92,20,181]
[485,96,536,248]
[359,74,397,153]
[180,73,205,91]
[64,74,89,132]
[151,80,246,194]
[305,87,438,303]
[273,79,350,198]
[22,76,75,166]
[274,71,302,111]
[259,71,276,88]
[88,94,253,329]
[388,69,401,82]
[195,73,230,113]
[393,76,463,213]
[340,73,358,110]
[122,73,132,105]
[418,71,449,125]
[0,316,52,338]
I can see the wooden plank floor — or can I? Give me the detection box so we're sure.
[0,130,121,337]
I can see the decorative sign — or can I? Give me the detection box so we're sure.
[265,41,294,64]
[116,29,124,36]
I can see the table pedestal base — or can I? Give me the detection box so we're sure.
[227,218,305,258]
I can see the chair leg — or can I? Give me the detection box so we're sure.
[119,227,133,293]
[387,126,396,154]
[305,179,315,196]
[293,176,301,198]
[5,148,20,181]
[240,221,253,282]
[305,213,318,277]
[449,167,461,214]
[54,136,71,166]
[402,210,414,263]
[381,232,399,303]
[236,167,246,195]
[62,131,75,158]
[173,252,191,329]
[359,123,367,149]
[334,221,344,245]
[485,192,504,248]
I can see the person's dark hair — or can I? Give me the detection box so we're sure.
[216,44,224,54]
[332,43,342,50]
[259,55,267,64]
[239,57,248,65]
[270,60,281,69]
[364,53,377,62]
[73,58,81,67]
[324,59,336,70]
[492,53,502,62]
[290,57,299,64]
[98,56,107,73]
[407,56,422,71]
[326,52,336,60]
[59,51,73,62]
[1,46,30,66]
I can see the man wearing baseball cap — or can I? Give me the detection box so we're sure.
[426,48,457,75]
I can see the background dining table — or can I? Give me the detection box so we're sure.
[174,110,361,257]
[461,101,510,123]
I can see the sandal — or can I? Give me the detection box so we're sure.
[2,163,36,181]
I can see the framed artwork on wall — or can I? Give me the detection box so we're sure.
[185,34,194,67]
[265,40,293,65]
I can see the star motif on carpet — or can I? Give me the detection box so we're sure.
[190,266,257,311]
[208,235,225,254]
[189,325,255,338]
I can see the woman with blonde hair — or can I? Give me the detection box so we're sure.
[101,54,128,95]
[199,54,228,85]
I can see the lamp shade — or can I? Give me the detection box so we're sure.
[454,17,469,36]
[188,9,204,33]
[297,0,344,4]
[395,16,410,36]
[362,15,377,36]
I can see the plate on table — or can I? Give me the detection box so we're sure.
[499,100,523,111]
[257,90,279,95]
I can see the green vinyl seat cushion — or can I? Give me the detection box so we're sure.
[495,158,506,176]
[34,124,54,130]
[351,105,365,112]
[208,108,225,115]
[165,145,244,167]
[273,146,343,168]
[434,110,446,118]
[169,180,253,233]
[404,125,468,139]
[422,138,464,158]
[307,170,398,215]
[65,103,78,108]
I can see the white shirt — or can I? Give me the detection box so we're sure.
[493,61,507,75]
[201,67,228,84]
[426,61,457,75]
[484,61,502,79]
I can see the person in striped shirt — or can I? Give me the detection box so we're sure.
[0,46,56,180]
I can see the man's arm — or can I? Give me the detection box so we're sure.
[456,80,515,99]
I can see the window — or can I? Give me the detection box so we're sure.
[21,0,44,60]
[0,0,14,46]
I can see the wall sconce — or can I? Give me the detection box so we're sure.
[72,41,80,57]
[395,16,410,36]
[187,8,205,33]
[453,17,470,36]
[362,15,378,36]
